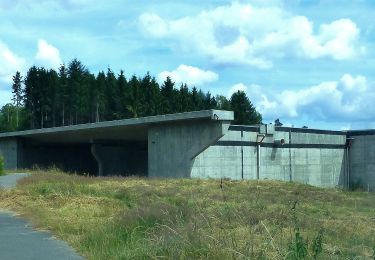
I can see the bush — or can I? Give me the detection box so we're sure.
[0,156,4,176]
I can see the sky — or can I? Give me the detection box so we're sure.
[1,0,375,130]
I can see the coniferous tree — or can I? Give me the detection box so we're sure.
[4,59,263,132]
[105,68,120,120]
[116,70,127,118]
[67,59,87,124]
[127,75,142,118]
[57,64,68,126]
[11,71,23,128]
[24,66,40,128]
[178,83,191,112]
[160,76,176,114]
[141,72,160,116]
[94,72,106,122]
[230,90,262,125]
[203,92,217,109]
[216,95,231,111]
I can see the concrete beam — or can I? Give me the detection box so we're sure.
[0,110,233,140]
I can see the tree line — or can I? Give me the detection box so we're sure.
[0,59,262,133]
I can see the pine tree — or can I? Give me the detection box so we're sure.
[67,59,87,124]
[24,66,41,128]
[11,71,23,128]
[93,72,106,122]
[57,64,68,126]
[117,70,127,118]
[160,76,176,114]
[127,75,142,118]
[105,68,120,120]
[230,90,262,125]
[216,95,231,111]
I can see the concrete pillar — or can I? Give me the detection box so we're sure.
[0,138,19,170]
[148,120,231,178]
[91,144,104,177]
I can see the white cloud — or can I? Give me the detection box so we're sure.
[239,74,375,124]
[139,2,364,68]
[0,41,25,84]
[35,39,62,69]
[158,65,218,86]
[227,83,247,97]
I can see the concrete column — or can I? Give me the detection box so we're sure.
[0,138,19,170]
[148,120,231,178]
[91,144,104,177]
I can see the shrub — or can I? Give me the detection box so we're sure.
[0,155,4,176]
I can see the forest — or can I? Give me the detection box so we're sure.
[0,59,262,133]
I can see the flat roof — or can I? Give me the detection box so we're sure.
[0,110,234,144]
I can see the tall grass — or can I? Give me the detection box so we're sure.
[0,156,4,176]
[1,170,375,259]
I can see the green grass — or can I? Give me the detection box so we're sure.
[1,170,375,259]
[0,156,4,176]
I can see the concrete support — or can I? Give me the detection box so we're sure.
[148,120,231,178]
[0,138,19,170]
[91,144,104,177]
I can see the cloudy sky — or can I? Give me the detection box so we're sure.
[0,0,374,130]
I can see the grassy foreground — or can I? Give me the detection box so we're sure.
[0,170,375,259]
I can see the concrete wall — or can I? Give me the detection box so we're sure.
[348,133,375,191]
[148,120,230,178]
[192,126,347,188]
[0,138,19,170]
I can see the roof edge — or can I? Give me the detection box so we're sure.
[0,110,234,138]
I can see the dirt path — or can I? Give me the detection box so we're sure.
[0,174,83,260]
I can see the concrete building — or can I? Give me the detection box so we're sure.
[0,110,374,191]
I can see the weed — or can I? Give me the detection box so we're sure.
[312,228,324,259]
[0,155,4,176]
[0,170,374,259]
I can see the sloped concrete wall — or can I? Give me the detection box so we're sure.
[192,126,347,188]
[148,120,231,178]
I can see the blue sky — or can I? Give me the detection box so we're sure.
[1,0,374,130]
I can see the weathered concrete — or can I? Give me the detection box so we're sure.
[347,131,375,191]
[2,110,375,191]
[192,125,347,188]
[0,110,233,177]
[0,138,19,170]
[148,120,231,178]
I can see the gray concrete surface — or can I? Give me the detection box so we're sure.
[192,126,347,188]
[1,109,375,191]
[0,110,234,177]
[148,120,231,178]
[347,131,375,191]
[0,173,29,189]
[0,174,83,260]
[0,211,83,260]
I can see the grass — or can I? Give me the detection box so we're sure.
[0,156,4,176]
[0,169,375,259]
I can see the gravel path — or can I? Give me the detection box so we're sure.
[0,174,83,260]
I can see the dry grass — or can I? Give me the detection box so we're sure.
[0,169,375,259]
